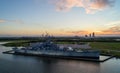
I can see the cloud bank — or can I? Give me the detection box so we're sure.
[0,19,24,24]
[68,30,88,34]
[68,24,120,36]
[52,0,116,14]
[102,25,120,34]
[0,19,6,23]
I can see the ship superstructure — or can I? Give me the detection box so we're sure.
[12,36,100,59]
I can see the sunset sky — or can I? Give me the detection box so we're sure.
[0,0,120,37]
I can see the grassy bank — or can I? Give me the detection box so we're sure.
[2,40,30,47]
[90,42,120,57]
[2,41,120,57]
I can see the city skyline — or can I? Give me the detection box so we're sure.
[0,0,120,37]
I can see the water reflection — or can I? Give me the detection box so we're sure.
[33,57,100,73]
[0,42,120,73]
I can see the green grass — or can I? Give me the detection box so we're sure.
[90,42,120,50]
[90,42,120,57]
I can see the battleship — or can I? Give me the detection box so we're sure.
[12,36,100,59]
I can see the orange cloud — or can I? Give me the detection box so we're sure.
[90,0,115,9]
[101,25,120,34]
[67,30,89,35]
[52,0,116,14]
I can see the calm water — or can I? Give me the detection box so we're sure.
[0,42,120,73]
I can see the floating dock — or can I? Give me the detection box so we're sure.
[2,50,114,62]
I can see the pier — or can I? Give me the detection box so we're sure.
[2,50,14,54]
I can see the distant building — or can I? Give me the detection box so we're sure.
[86,32,95,38]
[89,34,91,37]
[92,32,95,37]
[85,35,88,37]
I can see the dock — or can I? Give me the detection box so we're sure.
[2,50,114,62]
[2,50,14,54]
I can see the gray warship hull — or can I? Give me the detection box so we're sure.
[14,49,99,59]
